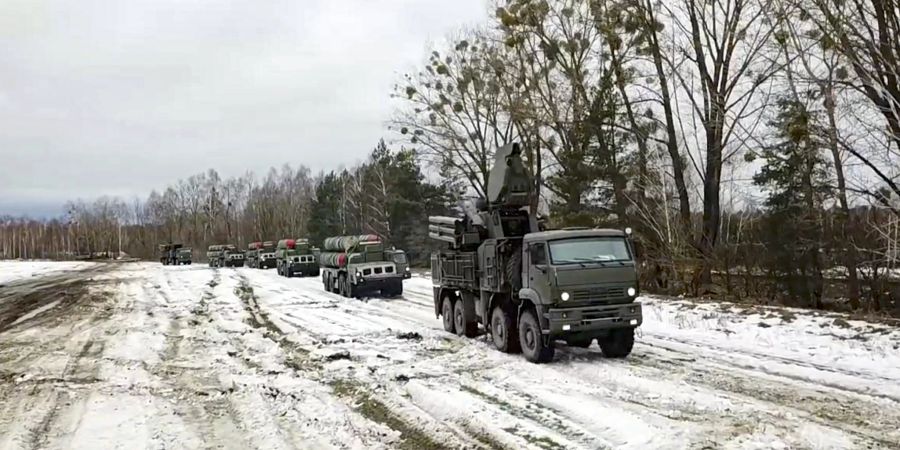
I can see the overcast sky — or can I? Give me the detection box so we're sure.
[0,0,487,217]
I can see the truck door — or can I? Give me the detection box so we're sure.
[526,242,551,300]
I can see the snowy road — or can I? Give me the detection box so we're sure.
[1,262,899,449]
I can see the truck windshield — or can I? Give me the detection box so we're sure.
[549,238,631,265]
[392,253,407,264]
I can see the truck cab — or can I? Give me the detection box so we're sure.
[222,246,244,267]
[384,249,411,279]
[176,247,193,265]
[519,229,642,347]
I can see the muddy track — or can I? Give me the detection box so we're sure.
[0,264,113,334]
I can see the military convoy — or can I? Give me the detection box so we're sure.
[276,238,319,277]
[429,143,642,363]
[247,241,277,269]
[319,235,405,298]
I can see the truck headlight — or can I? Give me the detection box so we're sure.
[561,292,570,301]
[627,287,637,297]
[356,272,362,278]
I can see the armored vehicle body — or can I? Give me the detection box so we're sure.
[319,235,404,298]
[247,241,277,269]
[159,243,183,265]
[207,245,224,267]
[276,239,318,277]
[176,247,192,265]
[430,143,642,363]
[221,246,244,267]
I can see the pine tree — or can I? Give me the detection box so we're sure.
[753,99,831,307]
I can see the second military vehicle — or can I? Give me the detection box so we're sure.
[429,143,642,363]
[276,239,318,277]
[247,241,277,269]
[319,235,404,298]
[207,245,224,267]
[176,247,193,265]
[221,245,244,267]
[384,248,412,279]
[159,243,182,265]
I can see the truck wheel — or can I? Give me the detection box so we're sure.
[453,298,477,338]
[285,267,292,278]
[441,295,456,334]
[490,305,521,353]
[339,275,348,297]
[506,246,522,292]
[598,328,634,358]
[519,309,554,363]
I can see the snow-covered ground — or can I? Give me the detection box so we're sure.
[1,262,899,449]
[0,260,97,285]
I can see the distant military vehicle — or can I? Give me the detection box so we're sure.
[276,239,318,277]
[221,245,244,268]
[176,247,193,265]
[319,235,404,298]
[429,143,642,363]
[246,241,277,269]
[384,248,411,279]
[207,245,224,268]
[159,243,183,265]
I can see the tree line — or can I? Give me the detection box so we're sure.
[2,140,450,267]
[2,0,900,313]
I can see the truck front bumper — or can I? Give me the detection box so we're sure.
[543,302,642,336]
[288,263,318,276]
[354,277,401,292]
[259,259,277,269]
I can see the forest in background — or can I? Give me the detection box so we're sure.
[2,0,900,314]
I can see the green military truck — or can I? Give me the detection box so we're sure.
[319,235,404,298]
[276,239,318,277]
[384,248,411,279]
[221,245,244,268]
[159,243,182,265]
[429,143,642,363]
[176,247,193,265]
[207,245,224,267]
[246,241,277,269]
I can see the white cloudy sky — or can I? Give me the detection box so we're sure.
[0,0,488,217]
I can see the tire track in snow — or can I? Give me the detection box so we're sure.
[233,271,469,450]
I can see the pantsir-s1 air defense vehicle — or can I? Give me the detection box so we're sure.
[319,235,404,298]
[429,143,642,363]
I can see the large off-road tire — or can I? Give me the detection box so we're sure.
[519,309,554,363]
[393,280,404,297]
[285,267,293,278]
[441,295,456,334]
[506,246,523,292]
[490,305,521,353]
[453,298,478,338]
[338,275,348,297]
[598,328,634,358]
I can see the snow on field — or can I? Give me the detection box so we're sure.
[1,262,899,449]
[0,260,97,285]
[243,269,900,449]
